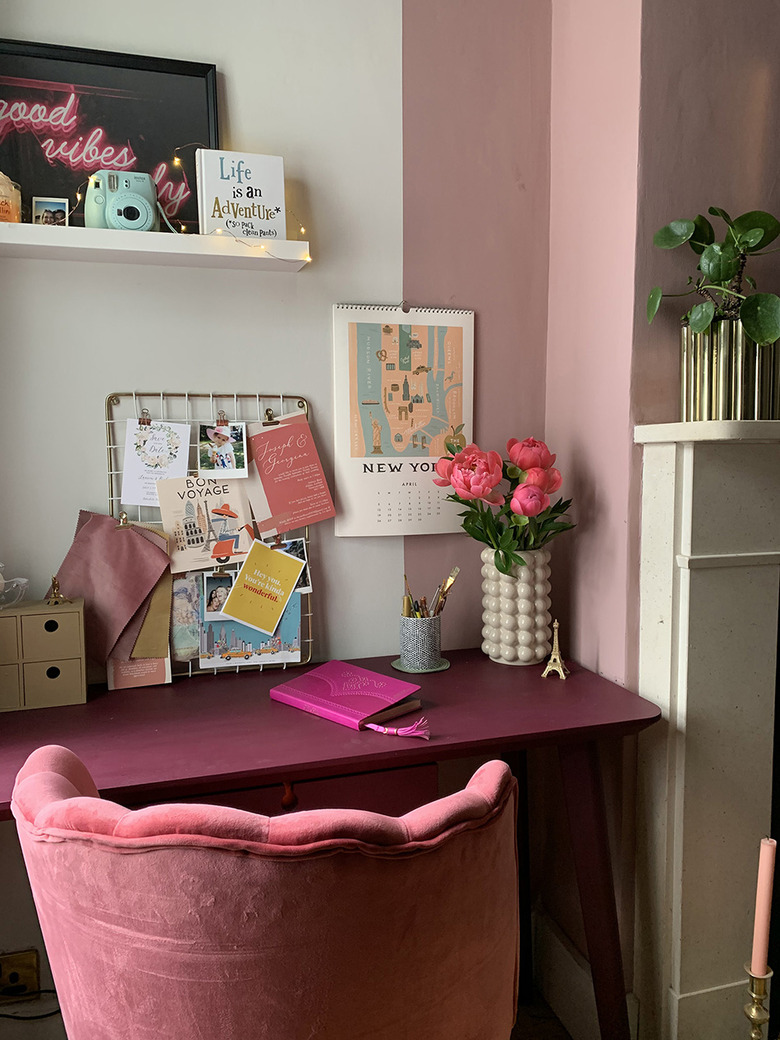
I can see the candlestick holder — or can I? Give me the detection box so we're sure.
[744,963,772,1039]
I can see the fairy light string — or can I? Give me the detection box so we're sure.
[65,143,311,261]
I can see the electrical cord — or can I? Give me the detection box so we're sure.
[0,988,61,1020]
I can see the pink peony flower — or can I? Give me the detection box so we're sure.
[510,483,550,517]
[507,437,556,471]
[433,456,454,487]
[544,467,562,494]
[446,443,505,504]
[523,466,562,495]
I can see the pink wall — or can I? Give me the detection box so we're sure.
[539,0,643,983]
[402,0,552,649]
[632,0,780,426]
[545,0,642,686]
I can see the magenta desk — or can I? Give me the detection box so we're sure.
[0,648,660,1040]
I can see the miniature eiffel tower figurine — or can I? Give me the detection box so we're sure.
[542,620,569,680]
[46,576,72,607]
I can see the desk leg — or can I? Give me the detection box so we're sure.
[558,741,629,1040]
[502,749,533,1003]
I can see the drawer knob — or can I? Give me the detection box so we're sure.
[45,666,61,679]
[44,620,59,633]
[281,781,298,811]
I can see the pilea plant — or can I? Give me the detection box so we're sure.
[647,207,780,345]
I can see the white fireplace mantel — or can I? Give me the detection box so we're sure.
[633,421,780,1040]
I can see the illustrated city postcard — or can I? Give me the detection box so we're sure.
[156,476,254,573]
[120,419,190,507]
[332,305,474,537]
[221,539,305,636]
[199,568,302,668]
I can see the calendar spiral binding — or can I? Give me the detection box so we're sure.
[335,303,473,316]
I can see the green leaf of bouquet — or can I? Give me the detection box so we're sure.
[688,301,716,334]
[746,275,757,290]
[653,219,695,249]
[708,206,733,225]
[732,210,780,251]
[740,293,780,345]
[494,550,512,576]
[647,286,662,323]
[688,214,715,255]
[699,242,739,283]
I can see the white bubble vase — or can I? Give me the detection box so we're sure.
[480,546,552,665]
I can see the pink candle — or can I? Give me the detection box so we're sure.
[751,837,777,976]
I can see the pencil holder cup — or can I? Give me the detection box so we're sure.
[393,615,450,673]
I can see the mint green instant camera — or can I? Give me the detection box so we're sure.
[84,170,160,232]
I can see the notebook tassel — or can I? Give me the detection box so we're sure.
[365,716,430,740]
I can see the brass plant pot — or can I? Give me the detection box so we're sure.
[681,320,780,421]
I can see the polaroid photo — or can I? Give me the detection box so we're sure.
[265,537,312,594]
[198,421,248,478]
[32,196,69,226]
[204,570,235,616]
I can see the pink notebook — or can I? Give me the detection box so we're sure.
[269,661,421,730]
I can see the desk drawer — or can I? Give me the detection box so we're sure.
[0,616,18,664]
[156,764,439,817]
[0,664,21,709]
[21,611,82,662]
[23,659,84,708]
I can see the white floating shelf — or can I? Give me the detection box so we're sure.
[0,223,311,272]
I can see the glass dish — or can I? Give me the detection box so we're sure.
[0,577,29,608]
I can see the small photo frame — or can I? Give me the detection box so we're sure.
[198,422,247,478]
[269,537,312,594]
[32,196,69,226]
[204,570,235,615]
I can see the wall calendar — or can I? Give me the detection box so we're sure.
[332,304,474,536]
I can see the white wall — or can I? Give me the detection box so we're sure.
[0,0,404,663]
[0,4,402,1031]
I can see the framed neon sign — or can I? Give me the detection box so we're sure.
[0,39,219,230]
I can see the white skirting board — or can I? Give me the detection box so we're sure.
[533,909,638,1040]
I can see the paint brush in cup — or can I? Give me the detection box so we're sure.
[432,566,460,616]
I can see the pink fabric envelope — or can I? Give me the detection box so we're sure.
[55,512,170,664]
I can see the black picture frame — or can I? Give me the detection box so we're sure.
[0,39,219,230]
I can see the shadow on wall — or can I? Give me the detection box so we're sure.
[548,437,599,671]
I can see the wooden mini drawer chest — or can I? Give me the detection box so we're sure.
[0,599,86,711]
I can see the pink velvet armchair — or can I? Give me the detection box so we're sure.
[12,745,519,1039]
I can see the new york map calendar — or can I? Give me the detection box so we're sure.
[333,304,474,536]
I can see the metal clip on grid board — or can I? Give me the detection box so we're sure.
[105,391,313,673]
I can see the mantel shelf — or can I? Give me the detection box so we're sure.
[0,223,311,272]
[634,420,780,445]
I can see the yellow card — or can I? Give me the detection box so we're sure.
[221,541,305,636]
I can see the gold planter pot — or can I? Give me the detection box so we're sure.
[681,320,780,421]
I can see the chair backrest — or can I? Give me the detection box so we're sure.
[13,745,519,1040]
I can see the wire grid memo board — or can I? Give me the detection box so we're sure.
[105,391,313,674]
